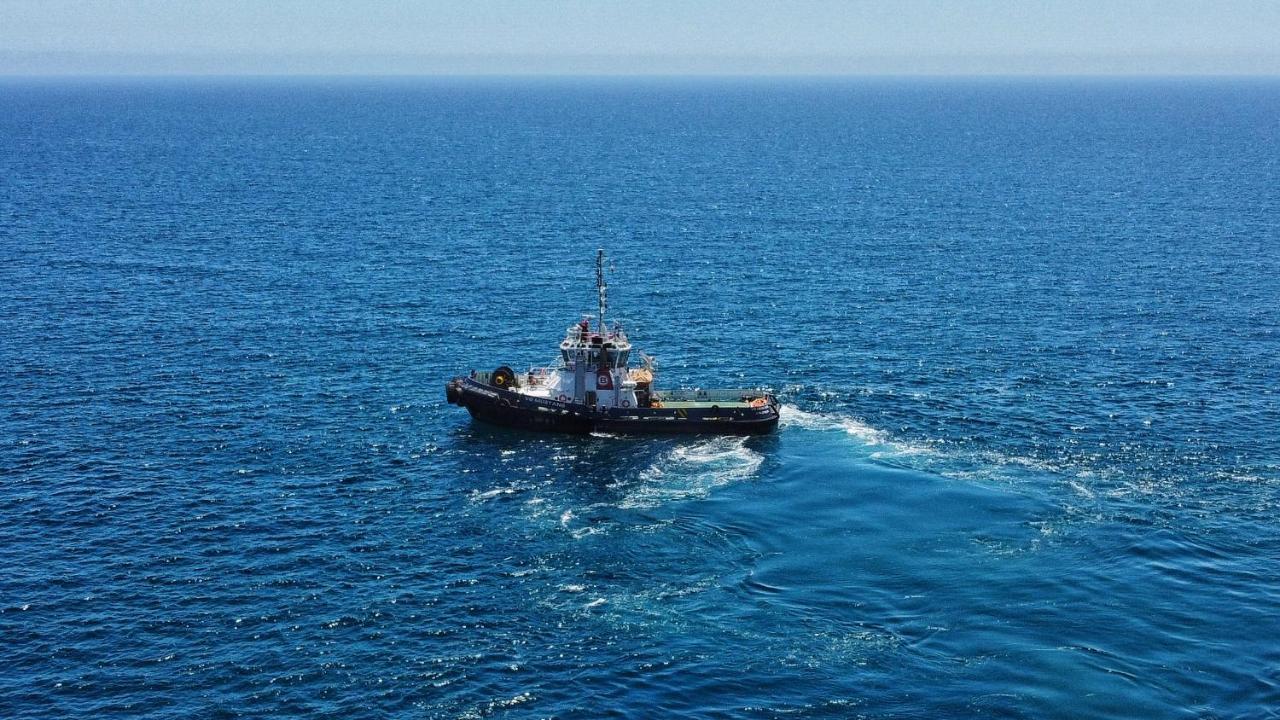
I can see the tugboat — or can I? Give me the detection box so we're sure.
[445,250,779,435]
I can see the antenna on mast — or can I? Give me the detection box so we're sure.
[596,248,607,334]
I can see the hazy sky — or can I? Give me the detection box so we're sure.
[2,0,1278,76]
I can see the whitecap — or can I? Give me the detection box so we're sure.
[779,404,933,456]
[570,525,604,539]
[470,486,518,501]
[621,436,764,508]
[1066,479,1096,499]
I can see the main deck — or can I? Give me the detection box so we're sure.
[447,376,779,435]
[472,369,770,411]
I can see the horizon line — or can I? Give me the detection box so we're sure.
[4,50,1279,79]
[3,73,1280,81]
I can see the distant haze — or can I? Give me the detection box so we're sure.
[3,0,1279,76]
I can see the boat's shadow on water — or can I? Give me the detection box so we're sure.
[447,420,781,508]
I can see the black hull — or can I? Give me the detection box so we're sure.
[446,377,779,436]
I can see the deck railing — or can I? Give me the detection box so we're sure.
[467,369,770,402]
[654,388,770,402]
[469,368,557,388]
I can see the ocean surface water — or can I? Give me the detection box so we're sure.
[1,77,1278,718]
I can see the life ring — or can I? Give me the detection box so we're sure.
[621,400,630,408]
[557,394,568,403]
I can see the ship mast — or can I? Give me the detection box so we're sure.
[596,248,607,334]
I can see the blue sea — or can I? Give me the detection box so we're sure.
[2,77,1279,718]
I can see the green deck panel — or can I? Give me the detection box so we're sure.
[656,401,755,409]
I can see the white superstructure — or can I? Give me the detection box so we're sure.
[510,250,649,410]
[519,320,638,407]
